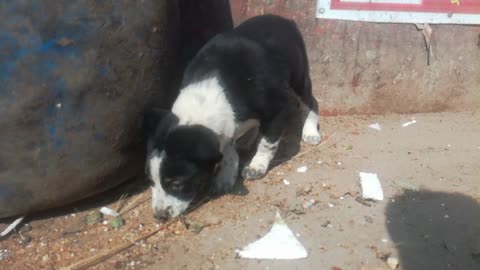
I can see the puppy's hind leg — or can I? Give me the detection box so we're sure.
[299,76,321,145]
[211,143,239,194]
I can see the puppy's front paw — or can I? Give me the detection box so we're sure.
[211,179,235,195]
[302,133,321,145]
[241,165,267,180]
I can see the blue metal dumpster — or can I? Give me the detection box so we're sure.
[0,0,233,218]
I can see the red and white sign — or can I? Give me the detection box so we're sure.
[316,0,480,24]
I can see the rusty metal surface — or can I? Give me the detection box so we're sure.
[230,0,480,115]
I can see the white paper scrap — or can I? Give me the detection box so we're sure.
[296,166,308,173]
[283,179,290,185]
[401,120,417,127]
[359,172,384,201]
[0,216,25,238]
[236,212,308,259]
[100,207,119,217]
[369,123,382,131]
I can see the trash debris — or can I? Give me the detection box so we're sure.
[296,166,308,173]
[84,211,103,225]
[327,203,335,208]
[182,219,210,234]
[236,211,308,259]
[100,207,120,217]
[296,186,312,197]
[359,172,384,201]
[355,197,372,207]
[394,180,419,191]
[303,199,316,209]
[111,216,124,229]
[369,123,382,131]
[189,223,207,234]
[415,23,433,65]
[0,249,10,261]
[364,216,374,224]
[401,120,417,127]
[0,216,25,238]
[387,256,399,269]
[283,179,290,185]
[289,204,306,215]
[321,220,332,228]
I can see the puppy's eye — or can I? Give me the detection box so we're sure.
[171,182,184,191]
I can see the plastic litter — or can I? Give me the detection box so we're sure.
[0,216,25,238]
[236,211,308,259]
[296,166,308,173]
[359,172,384,201]
[401,120,417,127]
[369,123,382,131]
[99,207,120,217]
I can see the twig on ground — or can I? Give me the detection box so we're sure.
[273,132,338,164]
[293,132,337,160]
[118,193,150,216]
[60,218,177,270]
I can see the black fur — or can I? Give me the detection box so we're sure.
[182,14,316,130]
[146,14,317,219]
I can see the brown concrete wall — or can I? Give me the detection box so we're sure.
[230,0,480,115]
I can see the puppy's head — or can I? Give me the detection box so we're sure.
[145,111,222,220]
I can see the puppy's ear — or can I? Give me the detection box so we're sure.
[144,108,170,133]
[194,142,223,165]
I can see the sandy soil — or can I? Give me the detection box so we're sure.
[1,111,479,270]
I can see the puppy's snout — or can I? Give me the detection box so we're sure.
[153,207,172,221]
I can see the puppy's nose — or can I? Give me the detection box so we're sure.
[153,208,171,221]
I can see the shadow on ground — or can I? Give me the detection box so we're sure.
[386,190,480,270]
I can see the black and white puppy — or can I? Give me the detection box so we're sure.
[145,15,321,220]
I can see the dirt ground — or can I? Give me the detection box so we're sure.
[1,111,479,270]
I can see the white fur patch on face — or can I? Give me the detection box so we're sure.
[171,77,236,146]
[148,150,191,219]
[302,109,321,145]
